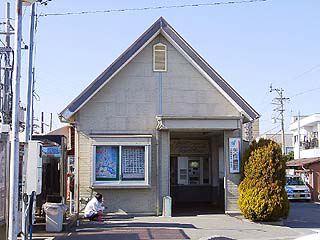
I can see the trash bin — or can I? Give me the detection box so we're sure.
[43,202,67,232]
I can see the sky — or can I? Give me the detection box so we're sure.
[2,0,320,134]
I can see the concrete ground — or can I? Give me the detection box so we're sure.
[33,202,320,240]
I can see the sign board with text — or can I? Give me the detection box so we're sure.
[229,138,241,173]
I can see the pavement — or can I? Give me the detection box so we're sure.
[32,202,320,240]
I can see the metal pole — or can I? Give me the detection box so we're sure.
[25,3,36,142]
[298,111,301,159]
[4,3,11,239]
[8,1,23,240]
[41,112,44,134]
[4,2,12,121]
[49,113,52,131]
[31,68,35,136]
[22,4,36,239]
[280,91,286,154]
[5,3,11,48]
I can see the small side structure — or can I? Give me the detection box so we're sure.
[32,133,68,210]
[287,158,320,202]
[59,17,259,215]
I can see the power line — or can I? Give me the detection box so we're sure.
[260,124,280,136]
[268,129,282,140]
[39,0,268,17]
[290,64,320,82]
[274,63,320,86]
[289,86,320,99]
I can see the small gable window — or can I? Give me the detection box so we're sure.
[153,43,167,72]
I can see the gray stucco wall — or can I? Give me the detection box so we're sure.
[75,33,241,214]
[224,130,242,212]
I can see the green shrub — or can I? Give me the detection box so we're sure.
[241,139,275,180]
[238,140,289,221]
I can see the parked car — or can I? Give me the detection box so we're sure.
[285,175,311,201]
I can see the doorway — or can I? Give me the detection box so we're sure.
[170,132,225,215]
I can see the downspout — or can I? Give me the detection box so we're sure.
[155,130,160,216]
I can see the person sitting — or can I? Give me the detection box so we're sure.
[84,193,105,221]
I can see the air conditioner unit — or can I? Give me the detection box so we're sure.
[25,140,42,195]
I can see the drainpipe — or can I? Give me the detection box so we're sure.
[155,130,160,216]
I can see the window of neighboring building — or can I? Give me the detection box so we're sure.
[93,143,150,187]
[153,43,167,72]
[285,147,294,155]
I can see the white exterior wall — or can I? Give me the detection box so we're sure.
[74,34,242,214]
[290,114,320,159]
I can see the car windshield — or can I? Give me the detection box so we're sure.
[286,176,305,186]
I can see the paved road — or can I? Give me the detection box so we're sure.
[284,202,320,229]
[33,202,320,240]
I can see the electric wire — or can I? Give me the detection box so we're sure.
[38,0,268,17]
[259,124,281,136]
[289,87,320,99]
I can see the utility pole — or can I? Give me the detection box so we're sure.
[1,3,13,240]
[41,111,44,134]
[1,2,14,123]
[4,2,12,121]
[8,0,23,239]
[270,84,290,154]
[49,112,52,131]
[31,68,35,136]
[297,111,301,159]
[21,4,36,239]
[25,2,36,142]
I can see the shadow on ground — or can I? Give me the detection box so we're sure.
[208,237,236,240]
[283,202,320,228]
[56,228,190,240]
[78,221,197,230]
[172,202,224,217]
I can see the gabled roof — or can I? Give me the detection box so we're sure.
[60,17,260,121]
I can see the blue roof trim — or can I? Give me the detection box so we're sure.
[60,17,259,120]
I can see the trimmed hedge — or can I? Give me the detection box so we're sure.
[238,140,289,221]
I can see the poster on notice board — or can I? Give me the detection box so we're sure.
[229,138,241,173]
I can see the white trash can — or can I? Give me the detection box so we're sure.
[43,202,67,232]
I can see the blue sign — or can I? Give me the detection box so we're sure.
[42,146,61,158]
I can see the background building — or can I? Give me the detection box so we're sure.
[290,113,320,160]
[257,133,293,155]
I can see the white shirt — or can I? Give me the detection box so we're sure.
[84,197,105,217]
